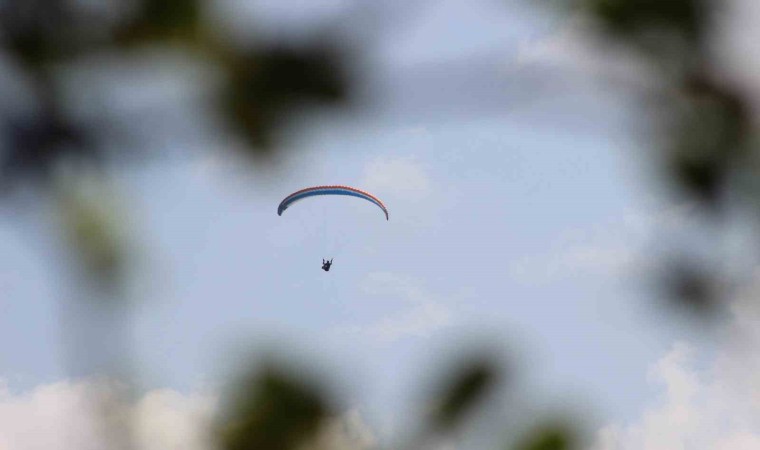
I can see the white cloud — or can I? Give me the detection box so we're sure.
[336,272,453,344]
[134,389,217,450]
[0,379,378,450]
[0,379,215,450]
[590,270,760,450]
[361,156,433,202]
[509,203,696,284]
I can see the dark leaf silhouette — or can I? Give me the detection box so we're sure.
[427,357,500,431]
[224,45,349,151]
[219,364,331,450]
[514,422,578,450]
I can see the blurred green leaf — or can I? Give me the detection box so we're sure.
[666,76,750,206]
[1,0,70,67]
[584,0,705,40]
[662,257,718,315]
[57,181,128,286]
[223,45,349,151]
[427,357,499,432]
[219,364,331,450]
[116,0,201,45]
[1,111,93,189]
[514,422,578,450]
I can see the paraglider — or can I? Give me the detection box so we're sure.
[277,185,388,271]
[277,185,389,220]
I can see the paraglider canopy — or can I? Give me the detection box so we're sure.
[277,185,389,220]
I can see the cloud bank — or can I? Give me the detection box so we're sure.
[0,379,375,450]
[0,379,215,450]
[592,270,760,450]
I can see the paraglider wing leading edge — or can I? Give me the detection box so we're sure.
[277,185,389,220]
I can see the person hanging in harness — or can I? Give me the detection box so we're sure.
[322,258,333,271]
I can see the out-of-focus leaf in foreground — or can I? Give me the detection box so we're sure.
[665,75,750,207]
[584,0,707,42]
[223,44,349,152]
[425,356,501,433]
[0,0,82,67]
[513,421,579,450]
[218,364,332,450]
[1,0,354,189]
[55,175,132,288]
[116,0,201,45]
[1,109,93,190]
[557,0,753,214]
[555,0,759,315]
[661,256,719,315]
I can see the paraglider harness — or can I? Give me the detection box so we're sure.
[322,258,333,271]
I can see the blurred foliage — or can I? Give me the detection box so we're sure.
[513,422,578,450]
[583,0,707,42]
[56,177,130,288]
[0,0,350,199]
[0,0,351,447]
[1,106,93,189]
[426,357,500,432]
[0,0,350,294]
[223,44,348,150]
[557,0,760,312]
[218,364,331,450]
[0,0,81,68]
[116,0,202,44]
[564,0,751,209]
[5,0,760,448]
[661,255,718,315]
[666,74,750,206]
[217,353,579,450]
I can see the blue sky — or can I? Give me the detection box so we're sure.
[3,0,760,449]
